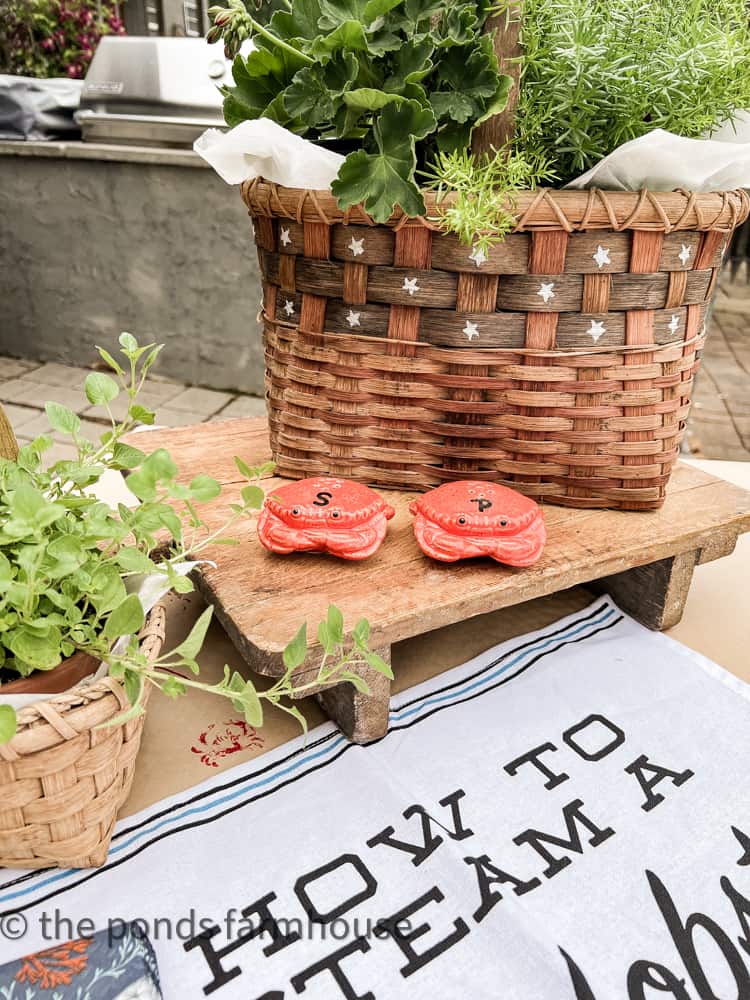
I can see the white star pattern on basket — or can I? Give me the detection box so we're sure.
[679,244,692,266]
[346,310,361,328]
[587,319,606,343]
[469,245,487,267]
[669,314,680,335]
[463,321,480,341]
[348,236,365,257]
[592,245,611,270]
[283,299,295,316]
[537,281,555,304]
[403,277,420,296]
[279,227,291,247]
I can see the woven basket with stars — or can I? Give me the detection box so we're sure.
[239,10,750,512]
[243,183,748,511]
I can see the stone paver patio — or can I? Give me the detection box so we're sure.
[687,277,750,461]
[0,358,265,466]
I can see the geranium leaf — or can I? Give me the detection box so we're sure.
[474,73,513,127]
[433,2,479,47]
[437,36,500,100]
[285,53,358,123]
[270,0,322,41]
[332,100,435,222]
[385,37,435,88]
[224,45,307,124]
[403,0,443,22]
[363,0,402,21]
[310,20,369,59]
[318,0,370,30]
[430,91,475,123]
[343,88,405,110]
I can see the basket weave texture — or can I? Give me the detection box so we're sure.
[243,182,749,510]
[0,605,166,870]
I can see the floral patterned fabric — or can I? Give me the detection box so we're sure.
[0,923,162,999]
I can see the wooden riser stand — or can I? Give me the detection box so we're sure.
[136,418,750,744]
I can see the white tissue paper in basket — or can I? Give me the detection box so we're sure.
[194,119,344,188]
[197,117,750,195]
[566,123,750,192]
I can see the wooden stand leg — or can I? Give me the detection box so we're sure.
[316,647,392,744]
[594,549,698,630]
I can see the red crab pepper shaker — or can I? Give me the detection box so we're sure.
[409,481,546,566]
[257,477,396,560]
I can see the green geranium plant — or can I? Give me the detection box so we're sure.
[208,0,513,223]
[0,335,391,745]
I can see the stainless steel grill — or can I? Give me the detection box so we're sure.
[75,36,233,147]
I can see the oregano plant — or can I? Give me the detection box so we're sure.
[0,335,391,744]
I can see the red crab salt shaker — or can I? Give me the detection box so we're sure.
[409,481,546,566]
[257,477,396,560]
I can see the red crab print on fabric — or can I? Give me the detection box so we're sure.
[257,477,395,560]
[191,720,265,768]
[409,481,546,566]
[16,938,91,989]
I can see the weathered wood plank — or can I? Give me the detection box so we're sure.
[134,419,750,651]
[593,550,698,629]
[316,653,391,744]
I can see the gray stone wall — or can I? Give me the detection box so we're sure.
[0,144,265,394]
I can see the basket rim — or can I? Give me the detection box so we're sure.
[242,179,750,235]
[9,603,167,734]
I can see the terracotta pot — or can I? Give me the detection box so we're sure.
[1,650,101,696]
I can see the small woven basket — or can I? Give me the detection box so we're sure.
[243,181,749,510]
[0,606,166,870]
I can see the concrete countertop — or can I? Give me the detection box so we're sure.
[0,138,207,168]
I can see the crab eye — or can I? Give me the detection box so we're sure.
[500,519,508,527]
[291,507,301,516]
[457,516,467,525]
[331,510,341,519]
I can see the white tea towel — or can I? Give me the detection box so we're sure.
[2,596,750,999]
